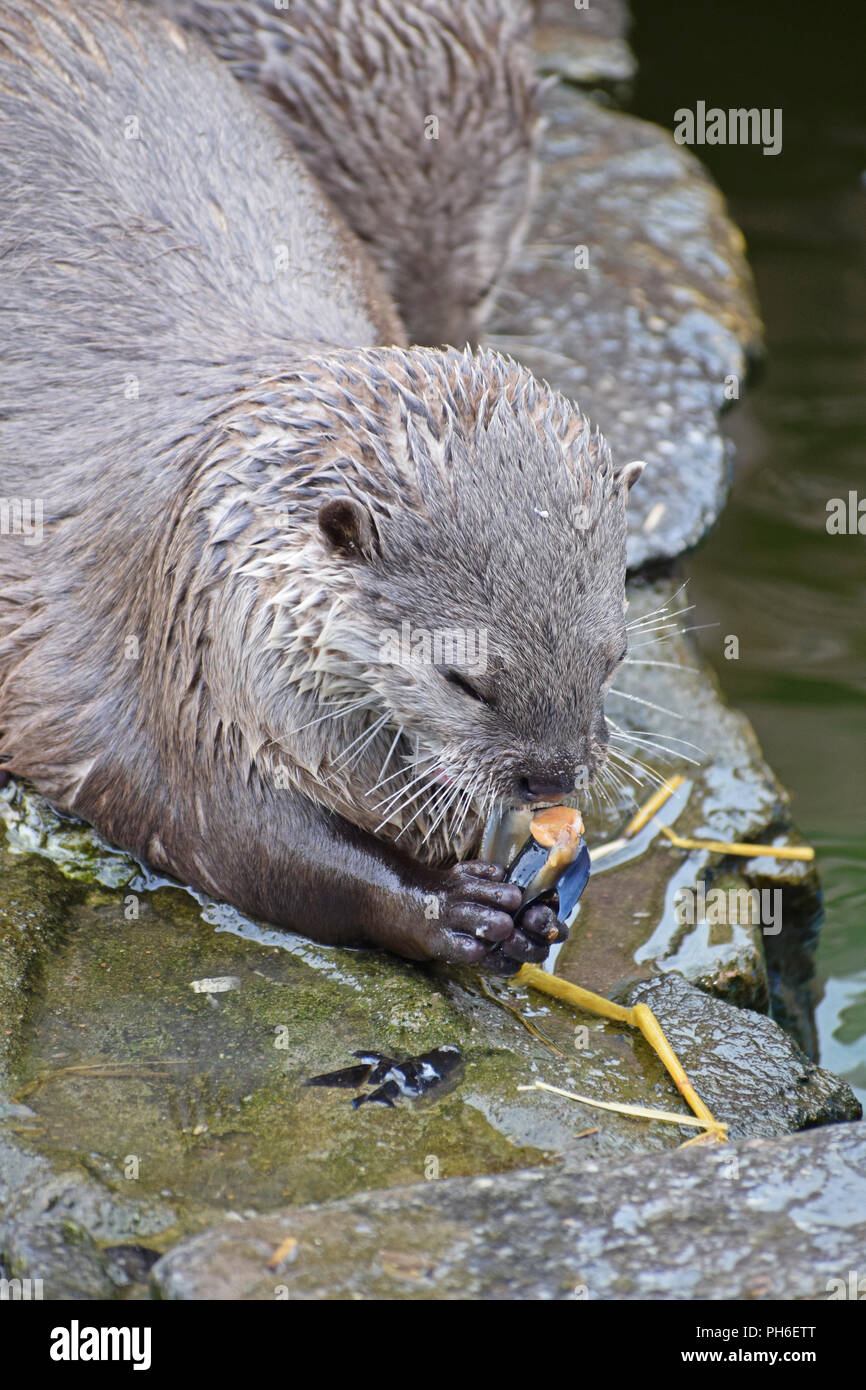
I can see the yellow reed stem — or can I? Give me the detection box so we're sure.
[631,1002,719,1131]
[513,963,726,1140]
[480,978,566,1056]
[623,775,685,838]
[588,836,628,862]
[659,825,814,862]
[677,1129,725,1149]
[515,963,632,1023]
[518,1080,726,1133]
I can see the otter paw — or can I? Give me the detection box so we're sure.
[428,863,566,972]
[482,902,566,976]
[428,860,524,965]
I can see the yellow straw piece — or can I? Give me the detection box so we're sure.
[588,835,628,862]
[515,963,632,1024]
[513,963,726,1141]
[480,977,566,1056]
[623,775,686,838]
[632,1002,717,1129]
[267,1236,298,1270]
[518,1080,727,1134]
[658,825,814,862]
[677,1129,725,1149]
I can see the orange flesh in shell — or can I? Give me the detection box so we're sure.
[529,805,584,848]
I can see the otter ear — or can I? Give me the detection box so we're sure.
[317,496,381,560]
[614,460,646,499]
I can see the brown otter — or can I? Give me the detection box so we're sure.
[143,0,541,348]
[0,0,642,971]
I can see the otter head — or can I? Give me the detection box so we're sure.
[308,347,643,844]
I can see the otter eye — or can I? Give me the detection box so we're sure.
[441,668,491,706]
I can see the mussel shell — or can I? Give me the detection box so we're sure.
[504,837,552,894]
[484,804,592,927]
[505,833,591,924]
[551,841,591,924]
[480,805,535,866]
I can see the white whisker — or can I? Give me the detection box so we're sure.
[610,727,705,756]
[374,776,439,833]
[367,747,437,797]
[423,781,462,844]
[603,761,636,809]
[627,605,695,634]
[395,780,451,841]
[625,582,689,630]
[287,696,375,737]
[610,733,701,767]
[606,751,646,789]
[624,659,698,672]
[608,688,689,723]
[607,746,666,790]
[373,764,438,817]
[608,746,667,790]
[334,712,389,768]
[454,778,477,838]
[629,621,720,650]
[371,724,404,788]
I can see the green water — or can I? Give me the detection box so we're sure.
[631,0,866,1100]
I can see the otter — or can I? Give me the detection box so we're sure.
[0,0,642,972]
[143,0,541,348]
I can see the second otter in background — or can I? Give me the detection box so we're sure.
[148,0,541,348]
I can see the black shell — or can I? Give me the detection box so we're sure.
[505,833,591,924]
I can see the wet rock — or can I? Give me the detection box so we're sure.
[0,833,183,1296]
[0,835,853,1256]
[619,974,859,1140]
[151,1118,866,1301]
[0,781,139,889]
[0,833,82,1080]
[749,854,824,1058]
[0,1134,177,1299]
[1,1211,114,1301]
[558,576,821,1032]
[486,83,763,568]
[102,1244,162,1290]
[0,865,701,1222]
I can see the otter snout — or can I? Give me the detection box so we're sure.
[516,771,576,804]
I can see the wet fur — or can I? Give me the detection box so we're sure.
[145,0,541,347]
[0,0,638,964]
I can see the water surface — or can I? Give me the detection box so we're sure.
[632,0,866,1101]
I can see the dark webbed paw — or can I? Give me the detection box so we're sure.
[482,901,565,975]
[426,862,566,971]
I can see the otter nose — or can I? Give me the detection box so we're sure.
[517,772,575,803]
